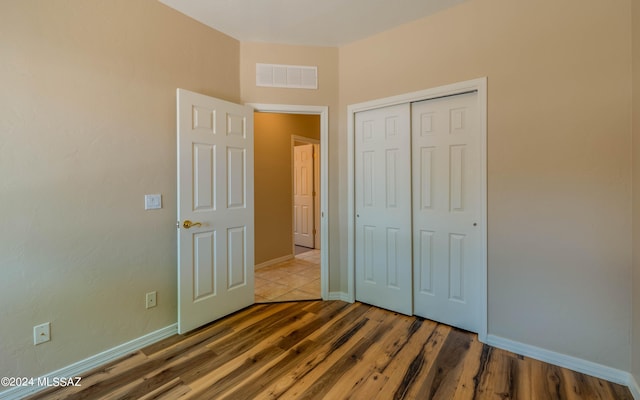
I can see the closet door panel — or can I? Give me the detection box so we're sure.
[355,103,412,315]
[412,92,482,333]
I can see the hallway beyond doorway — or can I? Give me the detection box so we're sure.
[255,250,320,302]
[295,245,313,255]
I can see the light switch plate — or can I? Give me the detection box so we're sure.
[144,194,162,210]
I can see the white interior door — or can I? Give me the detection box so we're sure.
[355,103,412,315]
[293,144,314,248]
[177,89,254,334]
[412,91,481,332]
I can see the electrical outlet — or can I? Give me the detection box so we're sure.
[34,322,50,345]
[146,291,157,309]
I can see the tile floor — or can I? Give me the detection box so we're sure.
[255,249,321,303]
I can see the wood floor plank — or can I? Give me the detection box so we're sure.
[318,314,417,399]
[184,302,349,398]
[529,359,569,400]
[473,347,529,400]
[99,348,218,400]
[61,305,275,399]
[409,327,473,399]
[562,367,633,400]
[144,302,274,361]
[49,304,308,400]
[136,378,190,400]
[511,352,534,400]
[449,335,485,400]
[140,303,270,357]
[185,310,324,398]
[24,351,149,400]
[322,316,430,399]
[181,308,316,391]
[609,379,635,400]
[291,318,396,399]
[252,306,390,399]
[27,301,633,400]
[374,323,451,400]
[217,302,372,400]
[345,318,438,400]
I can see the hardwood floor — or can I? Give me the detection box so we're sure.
[28,301,632,400]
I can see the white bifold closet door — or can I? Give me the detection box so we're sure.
[355,103,413,315]
[412,92,481,333]
[354,91,481,333]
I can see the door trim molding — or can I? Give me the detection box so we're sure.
[346,77,488,341]
[248,103,329,301]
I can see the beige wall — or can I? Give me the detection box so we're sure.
[254,113,320,264]
[633,0,640,385]
[240,42,341,290]
[0,0,239,379]
[339,0,632,370]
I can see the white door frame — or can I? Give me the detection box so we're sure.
[248,103,329,300]
[346,77,488,341]
[292,135,320,253]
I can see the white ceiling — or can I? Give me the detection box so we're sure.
[158,0,467,47]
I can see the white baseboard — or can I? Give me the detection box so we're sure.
[0,324,178,400]
[486,334,629,386]
[4,320,637,399]
[629,373,640,400]
[254,254,294,270]
[326,291,353,302]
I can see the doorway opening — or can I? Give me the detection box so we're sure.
[250,104,329,303]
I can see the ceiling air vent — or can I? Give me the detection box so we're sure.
[256,63,318,89]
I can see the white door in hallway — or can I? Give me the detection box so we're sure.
[412,91,482,332]
[177,89,254,334]
[354,103,412,315]
[293,144,314,248]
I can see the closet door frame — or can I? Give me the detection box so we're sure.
[346,77,488,342]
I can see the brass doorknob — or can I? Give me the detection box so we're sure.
[183,220,202,229]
